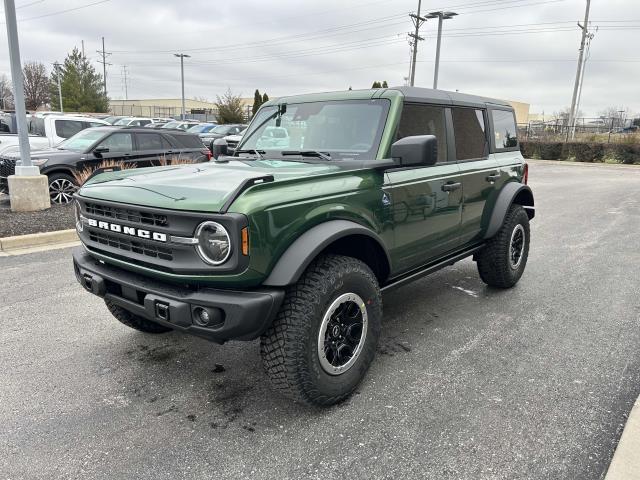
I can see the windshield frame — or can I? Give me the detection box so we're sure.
[236,99,390,161]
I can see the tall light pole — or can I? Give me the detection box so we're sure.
[427,11,457,89]
[174,53,190,120]
[3,0,50,211]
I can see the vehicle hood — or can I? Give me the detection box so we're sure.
[1,147,74,161]
[78,159,343,212]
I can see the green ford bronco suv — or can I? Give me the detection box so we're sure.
[72,87,534,406]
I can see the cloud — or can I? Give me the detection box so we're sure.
[0,0,638,116]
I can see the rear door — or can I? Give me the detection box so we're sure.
[451,107,500,245]
[489,107,523,190]
[385,103,463,272]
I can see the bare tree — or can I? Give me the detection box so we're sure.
[0,74,14,110]
[23,61,50,110]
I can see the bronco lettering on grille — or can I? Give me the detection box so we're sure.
[86,218,167,242]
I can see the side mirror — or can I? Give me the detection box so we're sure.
[211,138,228,159]
[93,146,109,156]
[390,135,438,167]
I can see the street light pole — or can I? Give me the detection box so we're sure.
[427,11,457,89]
[3,0,50,211]
[4,0,32,170]
[53,62,63,113]
[174,53,190,120]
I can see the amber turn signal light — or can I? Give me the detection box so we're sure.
[241,227,249,256]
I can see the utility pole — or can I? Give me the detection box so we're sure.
[121,65,129,100]
[574,28,596,138]
[567,0,591,139]
[96,36,111,96]
[427,11,458,89]
[3,0,50,211]
[53,62,63,113]
[174,53,190,119]
[408,0,427,87]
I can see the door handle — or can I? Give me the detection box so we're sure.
[486,172,500,182]
[441,182,461,192]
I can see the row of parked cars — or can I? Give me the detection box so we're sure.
[0,111,248,203]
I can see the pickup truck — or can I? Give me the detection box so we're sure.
[0,114,108,154]
[72,87,534,406]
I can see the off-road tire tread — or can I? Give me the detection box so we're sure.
[476,204,530,288]
[105,299,173,333]
[260,254,381,406]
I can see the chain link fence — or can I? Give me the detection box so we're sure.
[518,117,639,144]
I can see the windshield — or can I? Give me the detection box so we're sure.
[113,118,132,125]
[187,124,215,133]
[238,99,389,160]
[211,125,234,134]
[162,121,180,129]
[57,128,106,152]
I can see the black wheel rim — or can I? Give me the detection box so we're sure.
[317,293,368,375]
[49,178,77,204]
[509,224,525,269]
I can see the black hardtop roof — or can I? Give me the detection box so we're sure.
[390,86,512,109]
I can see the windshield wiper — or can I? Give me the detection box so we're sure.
[281,150,332,161]
[235,149,265,159]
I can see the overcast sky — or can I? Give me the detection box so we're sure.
[1,0,638,117]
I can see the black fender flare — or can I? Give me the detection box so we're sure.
[483,182,535,239]
[263,220,391,287]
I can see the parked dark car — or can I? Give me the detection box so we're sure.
[0,126,211,203]
[201,124,247,149]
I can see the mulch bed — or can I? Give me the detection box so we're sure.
[0,194,75,237]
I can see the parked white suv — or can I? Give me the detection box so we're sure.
[0,115,109,154]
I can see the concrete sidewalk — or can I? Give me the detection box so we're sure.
[605,396,640,479]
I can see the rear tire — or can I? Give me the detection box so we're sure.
[260,254,382,406]
[105,299,173,334]
[476,204,530,288]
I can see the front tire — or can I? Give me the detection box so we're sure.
[48,172,78,204]
[260,254,382,406]
[105,299,173,334]
[476,204,530,288]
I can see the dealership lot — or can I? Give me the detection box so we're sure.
[1,161,639,479]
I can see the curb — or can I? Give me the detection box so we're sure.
[605,395,640,480]
[0,229,78,255]
[526,159,640,169]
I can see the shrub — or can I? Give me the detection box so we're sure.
[520,141,640,164]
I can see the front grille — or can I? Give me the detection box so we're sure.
[0,157,17,179]
[85,202,168,227]
[89,230,173,261]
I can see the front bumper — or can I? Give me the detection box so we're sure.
[73,247,284,343]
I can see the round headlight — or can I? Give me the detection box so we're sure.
[74,200,83,232]
[195,221,231,265]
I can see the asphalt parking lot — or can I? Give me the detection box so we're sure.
[1,161,639,480]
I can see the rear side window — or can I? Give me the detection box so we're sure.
[397,104,448,163]
[451,108,487,160]
[136,133,165,150]
[55,119,85,139]
[491,110,518,149]
[166,134,204,148]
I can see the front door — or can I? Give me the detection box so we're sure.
[385,103,463,273]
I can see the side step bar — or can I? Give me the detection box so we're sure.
[381,243,485,293]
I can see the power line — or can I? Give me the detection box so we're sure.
[2,0,110,23]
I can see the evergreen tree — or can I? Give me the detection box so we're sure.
[216,88,245,124]
[262,92,269,103]
[371,81,381,88]
[50,47,108,112]
[382,80,388,88]
[252,89,262,115]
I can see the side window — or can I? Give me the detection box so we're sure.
[139,119,151,126]
[491,110,518,149]
[451,108,487,160]
[55,119,85,139]
[95,132,133,152]
[135,133,164,151]
[397,104,448,163]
